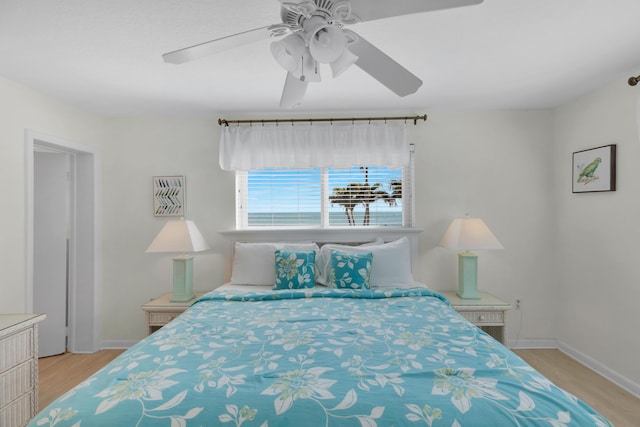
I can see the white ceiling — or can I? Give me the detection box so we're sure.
[2,0,640,117]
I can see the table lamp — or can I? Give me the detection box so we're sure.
[145,219,210,302]
[439,215,503,299]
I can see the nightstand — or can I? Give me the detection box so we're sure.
[441,291,511,345]
[140,292,205,335]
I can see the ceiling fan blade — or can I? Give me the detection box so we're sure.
[346,31,422,97]
[280,72,309,109]
[163,26,271,64]
[349,0,483,22]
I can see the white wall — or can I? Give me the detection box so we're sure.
[0,75,105,313]
[410,110,557,343]
[554,78,640,387]
[97,111,559,345]
[101,117,234,340]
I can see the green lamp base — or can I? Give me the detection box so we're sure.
[171,254,196,302]
[457,252,480,299]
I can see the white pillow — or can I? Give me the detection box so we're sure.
[230,242,319,285]
[315,238,384,285]
[359,237,385,246]
[317,237,413,287]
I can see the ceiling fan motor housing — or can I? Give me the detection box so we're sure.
[280,0,345,28]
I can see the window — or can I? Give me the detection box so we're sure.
[243,168,322,227]
[236,146,414,228]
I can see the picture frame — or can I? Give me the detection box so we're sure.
[153,175,185,216]
[572,144,616,193]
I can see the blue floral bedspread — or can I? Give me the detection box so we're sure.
[30,288,612,426]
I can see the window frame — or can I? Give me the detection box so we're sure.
[236,144,415,229]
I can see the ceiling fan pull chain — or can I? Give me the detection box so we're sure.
[300,55,306,82]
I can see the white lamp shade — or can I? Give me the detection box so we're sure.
[309,25,346,63]
[330,48,358,78]
[270,34,306,72]
[439,217,503,251]
[145,220,210,253]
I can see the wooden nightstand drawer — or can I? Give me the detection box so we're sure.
[459,311,504,325]
[141,292,206,335]
[148,312,181,326]
[441,291,511,345]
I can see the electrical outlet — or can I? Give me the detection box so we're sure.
[515,298,522,310]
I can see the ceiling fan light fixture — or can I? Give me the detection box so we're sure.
[309,25,347,63]
[330,47,358,78]
[270,33,306,72]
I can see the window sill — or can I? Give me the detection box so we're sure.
[219,227,423,244]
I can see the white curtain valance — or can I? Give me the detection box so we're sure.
[219,122,408,171]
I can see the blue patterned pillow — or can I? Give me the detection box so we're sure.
[330,250,373,289]
[274,250,316,290]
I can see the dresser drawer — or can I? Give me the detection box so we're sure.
[0,329,33,372]
[0,390,34,427]
[459,311,504,325]
[148,312,180,326]
[0,360,33,406]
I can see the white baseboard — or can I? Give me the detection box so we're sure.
[507,337,640,399]
[558,341,640,399]
[508,338,558,349]
[101,340,137,349]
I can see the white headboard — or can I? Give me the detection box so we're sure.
[219,227,423,282]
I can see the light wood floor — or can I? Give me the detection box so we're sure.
[513,349,640,427]
[38,350,125,410]
[39,349,639,426]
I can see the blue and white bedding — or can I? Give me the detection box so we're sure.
[30,287,612,426]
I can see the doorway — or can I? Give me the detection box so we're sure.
[26,130,101,355]
[34,150,69,357]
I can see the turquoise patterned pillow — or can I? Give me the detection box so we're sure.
[330,250,373,289]
[274,250,316,290]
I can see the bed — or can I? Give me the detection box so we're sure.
[29,238,613,426]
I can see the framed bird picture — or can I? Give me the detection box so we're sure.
[572,144,616,193]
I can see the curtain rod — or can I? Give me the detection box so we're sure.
[217,114,427,127]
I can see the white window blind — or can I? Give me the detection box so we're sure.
[242,168,322,227]
[327,166,403,227]
[236,145,414,228]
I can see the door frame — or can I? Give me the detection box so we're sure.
[25,130,102,353]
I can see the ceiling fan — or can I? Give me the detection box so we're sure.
[163,0,483,108]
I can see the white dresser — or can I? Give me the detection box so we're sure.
[0,314,46,427]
